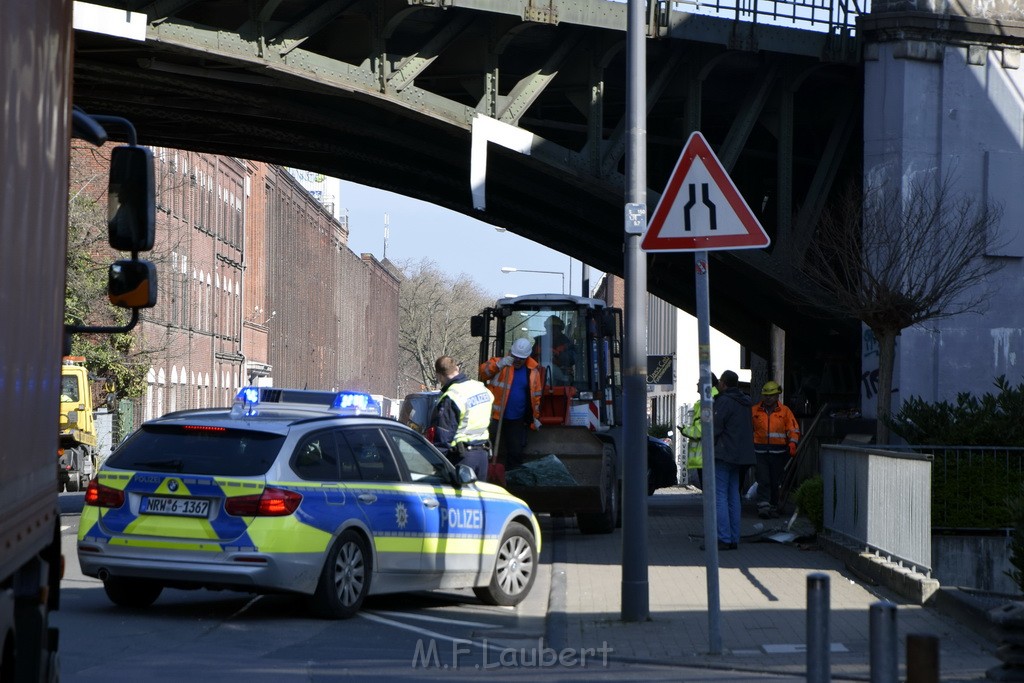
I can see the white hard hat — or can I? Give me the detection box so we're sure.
[510,338,533,359]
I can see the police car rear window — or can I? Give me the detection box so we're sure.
[106,424,285,476]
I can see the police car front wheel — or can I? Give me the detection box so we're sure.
[312,529,371,619]
[474,522,536,607]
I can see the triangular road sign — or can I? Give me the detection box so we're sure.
[642,131,770,252]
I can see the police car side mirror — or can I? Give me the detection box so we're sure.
[456,464,477,486]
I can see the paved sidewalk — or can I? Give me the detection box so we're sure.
[544,488,999,681]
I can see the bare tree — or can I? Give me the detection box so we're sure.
[397,258,496,394]
[801,172,1006,443]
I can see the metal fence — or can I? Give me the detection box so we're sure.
[667,0,868,33]
[892,445,1024,530]
[820,444,933,575]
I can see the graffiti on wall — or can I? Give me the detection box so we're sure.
[860,325,898,419]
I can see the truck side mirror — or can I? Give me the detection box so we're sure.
[108,260,157,309]
[470,315,485,337]
[107,145,155,252]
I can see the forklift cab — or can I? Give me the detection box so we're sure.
[471,294,622,430]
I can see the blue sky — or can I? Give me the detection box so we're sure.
[338,179,749,390]
[339,180,595,298]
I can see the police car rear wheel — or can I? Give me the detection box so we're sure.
[312,530,371,619]
[103,577,163,608]
[474,522,536,606]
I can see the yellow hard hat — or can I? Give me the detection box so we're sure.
[761,380,782,395]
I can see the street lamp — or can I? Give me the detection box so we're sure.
[500,266,565,294]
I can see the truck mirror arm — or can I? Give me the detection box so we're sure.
[65,309,139,335]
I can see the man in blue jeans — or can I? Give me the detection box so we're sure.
[711,370,756,550]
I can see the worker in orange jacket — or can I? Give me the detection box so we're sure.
[752,380,801,519]
[479,337,543,470]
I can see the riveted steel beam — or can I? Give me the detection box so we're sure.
[497,29,585,124]
[139,0,201,23]
[718,63,779,170]
[74,0,865,361]
[268,0,359,57]
[792,97,857,260]
[600,45,685,177]
[387,12,477,91]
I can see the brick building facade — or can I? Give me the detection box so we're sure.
[70,145,399,429]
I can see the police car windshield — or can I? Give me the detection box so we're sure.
[107,424,285,476]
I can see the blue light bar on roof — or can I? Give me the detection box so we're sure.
[237,386,261,404]
[332,391,381,416]
[232,386,262,418]
[231,386,382,417]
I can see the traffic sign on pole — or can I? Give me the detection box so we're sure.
[642,132,770,252]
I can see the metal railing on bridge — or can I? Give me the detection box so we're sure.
[820,444,933,575]
[664,0,868,33]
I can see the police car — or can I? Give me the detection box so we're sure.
[77,388,541,618]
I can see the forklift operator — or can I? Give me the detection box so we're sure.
[532,315,576,385]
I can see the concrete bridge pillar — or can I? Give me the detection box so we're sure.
[860,2,1024,419]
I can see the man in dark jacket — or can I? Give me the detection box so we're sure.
[711,370,756,550]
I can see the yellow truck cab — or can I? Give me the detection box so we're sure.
[59,356,97,491]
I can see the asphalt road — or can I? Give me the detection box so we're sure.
[55,492,794,681]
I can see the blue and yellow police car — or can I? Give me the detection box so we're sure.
[77,388,541,618]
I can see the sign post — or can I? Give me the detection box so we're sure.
[641,131,769,654]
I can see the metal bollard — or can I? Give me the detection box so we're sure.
[807,572,831,683]
[906,634,940,683]
[870,601,898,683]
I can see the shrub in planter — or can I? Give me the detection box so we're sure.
[794,475,824,534]
[887,375,1024,446]
[885,376,1024,529]
[648,423,672,439]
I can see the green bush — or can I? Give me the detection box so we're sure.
[931,451,1024,528]
[883,376,1024,529]
[794,476,824,533]
[887,376,1024,446]
[648,422,672,439]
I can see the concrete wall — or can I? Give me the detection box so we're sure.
[862,15,1024,414]
[932,533,1021,595]
[872,1,1024,21]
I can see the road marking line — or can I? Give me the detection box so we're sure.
[358,611,504,653]
[763,643,849,654]
[368,610,499,629]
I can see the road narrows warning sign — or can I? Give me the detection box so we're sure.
[641,132,770,252]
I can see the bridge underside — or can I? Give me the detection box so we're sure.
[73,0,864,376]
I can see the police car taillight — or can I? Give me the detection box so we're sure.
[84,479,125,508]
[225,487,302,516]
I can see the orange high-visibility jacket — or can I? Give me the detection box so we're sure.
[479,356,543,427]
[751,401,800,453]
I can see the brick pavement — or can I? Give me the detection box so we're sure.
[542,488,999,681]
